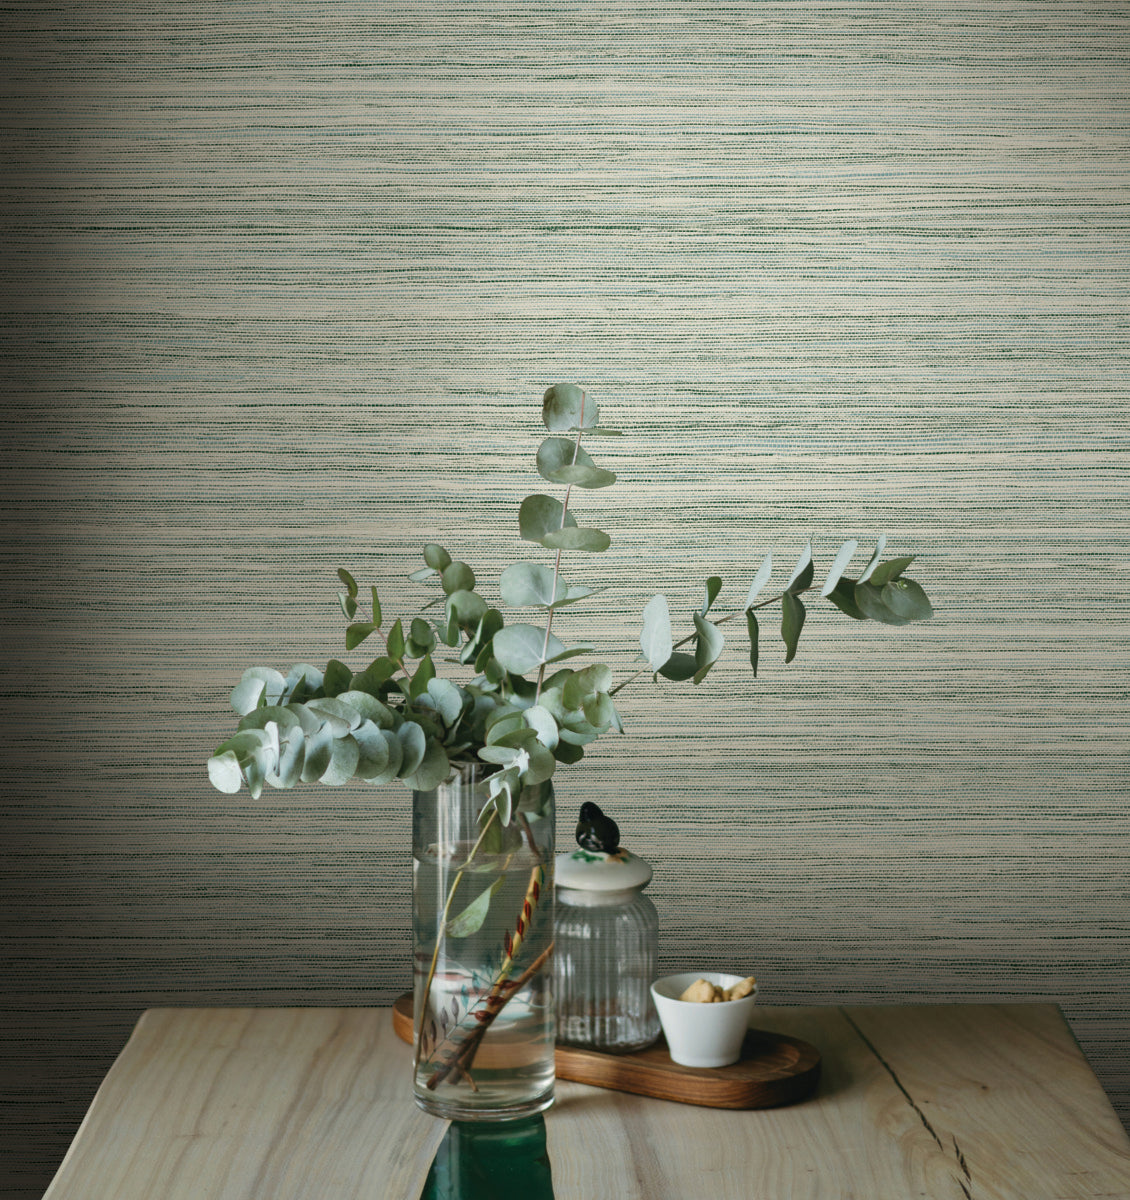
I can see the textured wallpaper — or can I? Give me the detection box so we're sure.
[2,2,1128,1194]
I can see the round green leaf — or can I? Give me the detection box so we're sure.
[536,438,616,489]
[523,704,559,750]
[492,623,564,674]
[397,721,427,777]
[542,382,598,431]
[230,667,286,716]
[424,544,452,571]
[446,589,488,630]
[319,734,361,786]
[404,738,451,791]
[207,750,244,794]
[305,697,362,736]
[299,723,334,783]
[442,561,476,595]
[518,494,578,542]
[499,562,563,608]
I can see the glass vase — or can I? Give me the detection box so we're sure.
[412,768,556,1120]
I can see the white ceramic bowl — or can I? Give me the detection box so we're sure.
[650,971,759,1068]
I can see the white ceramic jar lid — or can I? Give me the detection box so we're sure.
[555,846,653,892]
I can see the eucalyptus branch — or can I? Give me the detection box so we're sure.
[609,584,815,697]
[535,406,585,702]
[208,383,934,816]
[413,802,501,1068]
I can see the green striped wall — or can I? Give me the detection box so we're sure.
[2,2,1128,1193]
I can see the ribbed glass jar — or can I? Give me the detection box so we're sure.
[554,884,660,1053]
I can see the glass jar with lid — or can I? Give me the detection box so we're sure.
[554,803,660,1054]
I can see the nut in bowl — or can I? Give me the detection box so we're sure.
[650,972,759,1069]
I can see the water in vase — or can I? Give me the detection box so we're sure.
[413,839,555,1120]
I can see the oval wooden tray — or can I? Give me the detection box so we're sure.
[392,993,820,1110]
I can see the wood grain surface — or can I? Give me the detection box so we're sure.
[44,1004,1130,1199]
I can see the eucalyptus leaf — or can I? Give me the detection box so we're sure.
[540,527,612,553]
[869,556,917,588]
[553,740,585,764]
[854,581,913,625]
[403,738,451,791]
[238,704,301,734]
[563,664,613,709]
[745,553,773,609]
[230,667,286,716]
[488,767,519,826]
[319,734,361,786]
[499,562,563,608]
[701,576,723,616]
[445,589,488,630]
[447,876,505,938]
[207,749,244,794]
[543,382,598,431]
[424,544,452,572]
[350,658,400,695]
[786,542,814,593]
[267,725,305,789]
[299,722,334,783]
[339,592,358,619]
[658,652,698,682]
[521,741,557,784]
[337,568,358,598]
[306,696,362,736]
[857,534,888,583]
[693,612,725,673]
[408,617,436,657]
[409,655,436,699]
[387,619,405,661]
[536,438,616,489]
[826,577,867,620]
[322,659,352,697]
[523,704,559,749]
[397,721,427,777]
[518,494,578,542]
[492,623,563,674]
[345,623,378,651]
[746,610,759,676]
[284,663,324,702]
[408,567,437,583]
[423,677,464,726]
[442,561,476,595]
[583,692,615,728]
[781,592,806,662]
[882,577,933,621]
[821,539,859,597]
[352,720,391,781]
[639,594,673,671]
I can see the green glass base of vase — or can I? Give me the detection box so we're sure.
[419,1113,556,1199]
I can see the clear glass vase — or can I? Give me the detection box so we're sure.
[412,768,556,1120]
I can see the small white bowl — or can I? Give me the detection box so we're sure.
[650,972,759,1068]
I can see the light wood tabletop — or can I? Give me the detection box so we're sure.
[45,1003,1130,1199]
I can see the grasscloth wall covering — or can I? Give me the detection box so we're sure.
[2,2,1128,1193]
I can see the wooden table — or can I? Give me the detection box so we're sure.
[45,1003,1130,1199]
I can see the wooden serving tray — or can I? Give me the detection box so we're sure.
[392,993,820,1110]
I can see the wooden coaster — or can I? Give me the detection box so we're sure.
[392,993,820,1110]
